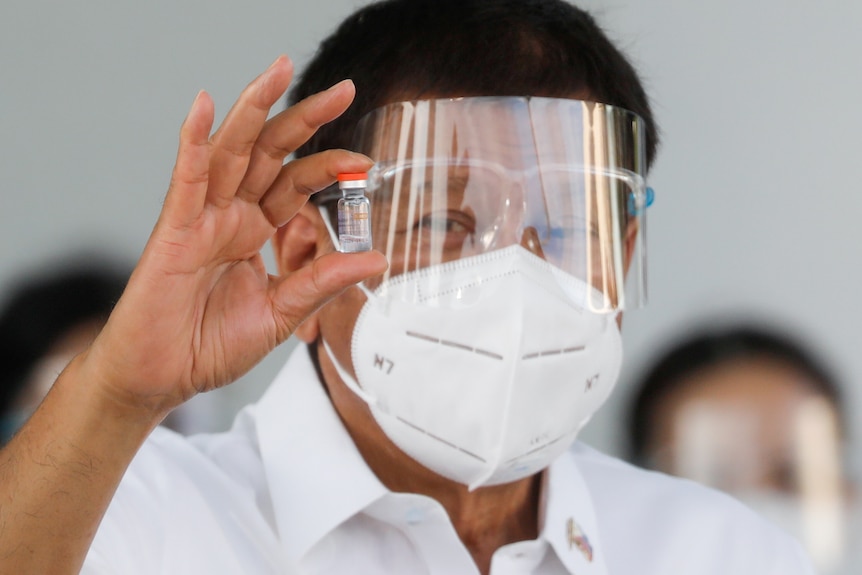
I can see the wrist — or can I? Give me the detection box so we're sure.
[73,338,183,425]
[59,350,168,442]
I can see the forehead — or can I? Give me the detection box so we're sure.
[654,357,837,453]
[673,358,822,399]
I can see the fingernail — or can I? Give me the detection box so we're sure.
[190,89,206,110]
[267,55,287,73]
[326,78,354,93]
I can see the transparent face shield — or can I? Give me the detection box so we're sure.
[320,96,652,313]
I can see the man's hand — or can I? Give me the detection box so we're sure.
[0,55,385,574]
[83,55,385,416]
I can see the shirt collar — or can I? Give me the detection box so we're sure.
[542,444,609,575]
[254,346,389,562]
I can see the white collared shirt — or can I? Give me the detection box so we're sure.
[83,347,814,574]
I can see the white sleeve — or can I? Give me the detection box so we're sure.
[79,464,165,575]
[764,531,818,575]
[80,427,293,575]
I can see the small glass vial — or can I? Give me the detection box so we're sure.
[336,172,372,252]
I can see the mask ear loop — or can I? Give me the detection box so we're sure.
[320,337,384,411]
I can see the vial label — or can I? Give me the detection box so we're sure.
[338,199,372,252]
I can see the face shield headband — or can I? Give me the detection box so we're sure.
[318,96,653,313]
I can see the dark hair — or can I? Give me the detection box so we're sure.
[626,325,843,466]
[289,0,659,168]
[0,259,129,415]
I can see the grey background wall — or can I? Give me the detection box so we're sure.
[2,1,860,471]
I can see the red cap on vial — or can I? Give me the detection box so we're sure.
[337,172,368,182]
[338,172,368,190]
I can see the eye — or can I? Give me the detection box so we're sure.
[415,210,475,234]
[414,210,476,251]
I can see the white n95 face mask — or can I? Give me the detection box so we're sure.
[323,245,623,490]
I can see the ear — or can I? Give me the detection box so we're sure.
[272,203,333,343]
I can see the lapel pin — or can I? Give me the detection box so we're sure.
[567,517,594,562]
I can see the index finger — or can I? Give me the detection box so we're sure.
[235,79,357,205]
[206,55,294,208]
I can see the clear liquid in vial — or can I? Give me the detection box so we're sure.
[337,192,372,252]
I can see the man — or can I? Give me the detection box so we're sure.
[0,1,814,574]
[627,324,859,574]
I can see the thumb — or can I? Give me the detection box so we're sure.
[270,250,388,342]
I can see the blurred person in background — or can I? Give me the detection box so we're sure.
[627,323,860,574]
[0,256,130,444]
[0,254,209,443]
